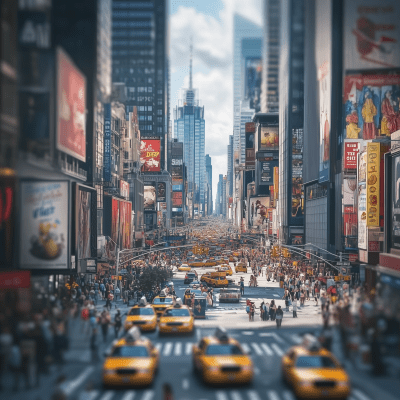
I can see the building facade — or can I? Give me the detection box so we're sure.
[205,154,213,215]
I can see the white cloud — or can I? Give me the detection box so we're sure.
[170,0,262,202]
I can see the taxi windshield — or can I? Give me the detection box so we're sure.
[111,346,149,357]
[205,344,243,355]
[163,308,190,317]
[129,308,154,316]
[153,297,173,304]
[295,356,337,368]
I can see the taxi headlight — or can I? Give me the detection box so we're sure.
[299,381,312,387]
[160,323,167,327]
[208,366,219,372]
[182,323,190,327]
[337,381,348,387]
[138,368,150,374]
[242,365,252,371]
[104,369,116,375]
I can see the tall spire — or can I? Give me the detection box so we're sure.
[189,38,193,90]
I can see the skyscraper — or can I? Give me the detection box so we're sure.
[112,0,169,170]
[227,135,233,197]
[205,154,213,215]
[174,46,205,217]
[233,14,262,163]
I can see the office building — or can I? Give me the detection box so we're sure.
[205,154,213,215]
[227,135,233,198]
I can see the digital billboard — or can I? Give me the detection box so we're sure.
[20,181,69,269]
[111,198,119,245]
[172,192,183,207]
[366,143,380,227]
[104,103,111,181]
[248,196,270,227]
[56,47,86,162]
[76,186,92,260]
[119,200,132,249]
[140,139,161,172]
[120,180,129,199]
[259,161,277,185]
[260,126,279,151]
[144,184,156,210]
[157,182,166,202]
[319,61,331,182]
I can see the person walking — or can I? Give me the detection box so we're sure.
[99,282,105,300]
[90,328,99,363]
[276,306,283,328]
[250,302,255,321]
[240,277,245,296]
[292,298,298,318]
[100,309,111,343]
[114,285,121,304]
[260,301,265,320]
[114,309,122,338]
[269,300,276,321]
[263,301,269,321]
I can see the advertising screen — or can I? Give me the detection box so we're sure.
[344,140,361,170]
[157,182,166,202]
[140,139,161,172]
[111,198,119,245]
[358,151,367,250]
[392,154,400,249]
[171,166,182,178]
[172,184,183,192]
[119,200,131,249]
[76,187,92,260]
[172,192,183,207]
[248,197,270,227]
[120,180,129,199]
[104,104,111,181]
[144,185,156,210]
[56,48,86,162]
[20,181,69,269]
[366,143,380,227]
[319,61,331,182]
[260,126,279,151]
[260,161,277,184]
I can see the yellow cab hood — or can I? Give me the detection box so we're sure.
[159,316,192,324]
[293,368,348,381]
[203,355,252,368]
[126,315,155,322]
[104,357,153,370]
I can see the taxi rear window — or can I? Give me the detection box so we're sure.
[129,308,155,316]
[111,346,149,357]
[295,356,337,368]
[205,344,243,355]
[163,309,190,317]
[153,297,173,304]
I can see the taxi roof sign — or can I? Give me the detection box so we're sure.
[174,298,183,307]
[126,327,141,343]
[139,296,147,306]
[302,334,321,352]
[215,327,229,342]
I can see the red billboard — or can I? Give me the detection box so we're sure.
[119,200,132,249]
[172,192,183,207]
[111,198,119,245]
[56,47,87,162]
[344,141,360,170]
[140,139,161,172]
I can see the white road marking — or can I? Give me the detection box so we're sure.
[216,391,228,400]
[121,391,135,400]
[62,366,95,396]
[242,331,254,335]
[273,294,279,297]
[282,390,295,400]
[258,332,270,337]
[261,343,273,356]
[352,389,371,400]
[141,390,154,400]
[230,390,242,400]
[154,343,162,352]
[182,378,190,390]
[241,343,251,353]
[254,367,260,376]
[98,391,114,400]
[163,342,173,356]
[267,390,280,400]
[80,390,99,400]
[271,333,284,343]
[248,390,261,400]
[251,342,263,356]
[291,334,302,344]
[271,343,284,357]
[185,342,193,355]
[197,327,201,341]
[174,342,182,356]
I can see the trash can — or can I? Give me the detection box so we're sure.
[193,298,206,319]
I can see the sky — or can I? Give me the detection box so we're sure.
[169,0,262,203]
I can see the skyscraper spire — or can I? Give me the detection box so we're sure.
[189,38,193,90]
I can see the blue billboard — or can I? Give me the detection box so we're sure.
[103,104,111,182]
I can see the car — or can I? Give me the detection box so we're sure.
[184,271,198,284]
[201,272,229,288]
[235,264,248,273]
[192,327,253,385]
[152,292,174,318]
[216,265,233,276]
[158,299,195,335]
[102,327,159,387]
[281,334,351,399]
[189,280,201,288]
[124,298,157,332]
[178,264,191,272]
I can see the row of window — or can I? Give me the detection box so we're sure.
[113,30,152,37]
[113,2,154,9]
[113,21,152,28]
[113,40,153,47]
[113,11,153,17]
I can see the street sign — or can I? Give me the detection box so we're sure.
[336,261,350,266]
[334,275,351,281]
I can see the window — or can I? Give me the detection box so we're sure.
[157,109,162,115]
[111,346,149,358]
[128,308,155,316]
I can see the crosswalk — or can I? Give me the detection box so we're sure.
[151,340,287,357]
[76,388,374,400]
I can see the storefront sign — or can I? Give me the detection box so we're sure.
[366,143,380,226]
[0,271,31,289]
[20,181,69,269]
[103,103,111,181]
[344,141,360,170]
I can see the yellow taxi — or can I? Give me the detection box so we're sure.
[216,264,233,276]
[102,327,159,387]
[192,327,253,385]
[188,261,204,268]
[124,298,157,332]
[204,260,217,267]
[158,298,194,335]
[200,272,229,288]
[178,264,191,272]
[281,334,350,399]
[152,292,174,318]
[235,263,248,273]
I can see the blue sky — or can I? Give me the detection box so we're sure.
[168,0,262,199]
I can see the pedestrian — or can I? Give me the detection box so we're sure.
[314,291,319,306]
[250,302,255,321]
[263,301,269,321]
[240,277,245,296]
[100,282,105,300]
[100,309,111,343]
[90,328,99,363]
[260,301,264,320]
[300,290,305,306]
[269,300,276,321]
[114,285,121,304]
[292,298,298,318]
[114,309,122,338]
[9,342,23,391]
[276,306,283,328]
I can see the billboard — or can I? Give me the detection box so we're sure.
[319,61,331,182]
[344,140,361,170]
[171,166,183,179]
[245,58,262,112]
[172,192,183,207]
[144,184,156,210]
[358,151,367,249]
[392,154,400,249]
[75,186,93,260]
[56,47,86,162]
[260,126,279,151]
[260,161,277,184]
[20,181,69,269]
[343,74,400,140]
[120,180,129,199]
[157,182,166,202]
[344,1,400,70]
[366,143,380,227]
[248,197,270,227]
[343,178,357,206]
[104,103,111,181]
[111,198,119,245]
[119,200,132,249]
[173,184,183,191]
[140,139,161,172]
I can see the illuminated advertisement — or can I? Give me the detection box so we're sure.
[358,151,367,250]
[344,1,400,70]
[292,128,304,218]
[120,180,129,199]
[111,198,119,244]
[248,197,270,227]
[119,200,132,249]
[56,48,86,162]
[319,61,331,182]
[392,154,400,249]
[260,161,277,184]
[144,184,156,210]
[172,192,183,207]
[140,139,161,172]
[171,166,182,178]
[343,179,357,206]
[75,186,93,260]
[260,126,279,151]
[173,184,183,191]
[104,103,111,181]
[20,181,69,269]
[274,167,279,198]
[344,140,361,170]
[157,182,166,202]
[366,143,380,227]
[344,74,400,140]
